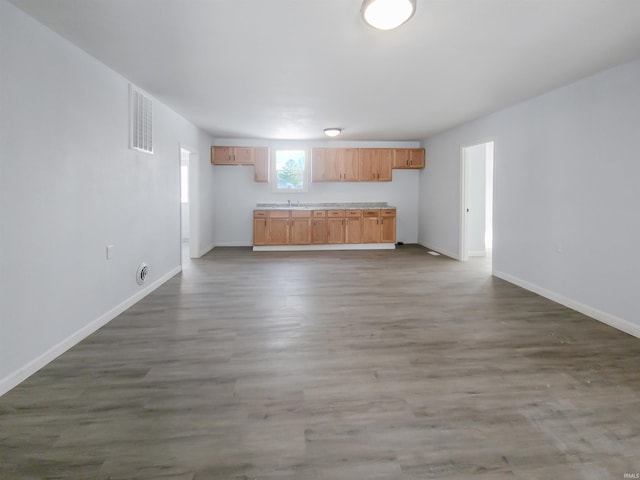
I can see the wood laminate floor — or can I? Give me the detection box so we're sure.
[1,245,640,479]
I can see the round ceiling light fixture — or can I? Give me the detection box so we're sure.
[361,0,416,31]
[323,128,342,137]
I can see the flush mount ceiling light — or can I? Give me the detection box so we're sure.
[323,128,342,137]
[361,0,416,31]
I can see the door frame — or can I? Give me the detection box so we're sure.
[179,143,199,261]
[459,138,495,262]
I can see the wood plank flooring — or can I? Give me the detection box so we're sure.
[1,245,640,479]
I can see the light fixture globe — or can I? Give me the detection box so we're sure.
[361,0,416,31]
[323,128,342,137]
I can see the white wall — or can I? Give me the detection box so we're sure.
[0,0,215,395]
[418,58,640,337]
[212,139,422,246]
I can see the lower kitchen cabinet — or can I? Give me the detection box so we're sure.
[254,208,396,247]
[311,211,327,244]
[345,210,362,244]
[290,210,311,245]
[362,210,381,243]
[327,210,346,244]
[380,209,397,243]
[268,210,290,245]
[253,210,268,246]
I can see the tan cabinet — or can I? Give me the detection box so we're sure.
[359,149,393,182]
[253,147,270,182]
[327,210,346,244]
[362,210,381,243]
[268,210,290,245]
[253,208,396,246]
[311,210,327,244]
[253,210,268,246]
[380,209,397,243]
[211,146,255,165]
[345,210,362,244]
[312,148,359,182]
[393,148,425,169]
[290,210,311,245]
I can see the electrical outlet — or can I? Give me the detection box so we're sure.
[106,245,114,260]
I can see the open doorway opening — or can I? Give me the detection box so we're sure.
[460,140,494,262]
[180,147,191,263]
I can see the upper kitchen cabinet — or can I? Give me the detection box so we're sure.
[393,148,425,169]
[253,147,269,182]
[311,148,359,182]
[359,148,392,182]
[211,146,255,165]
[211,146,270,182]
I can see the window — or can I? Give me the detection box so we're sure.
[273,149,307,192]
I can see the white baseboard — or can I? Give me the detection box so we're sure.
[469,250,487,257]
[493,270,640,340]
[214,242,252,247]
[421,244,460,260]
[197,240,216,257]
[253,243,396,252]
[0,266,182,397]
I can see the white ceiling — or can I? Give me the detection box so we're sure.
[9,0,640,141]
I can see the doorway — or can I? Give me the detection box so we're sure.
[460,140,494,262]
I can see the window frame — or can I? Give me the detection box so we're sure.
[271,148,309,193]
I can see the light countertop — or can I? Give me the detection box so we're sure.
[255,202,395,211]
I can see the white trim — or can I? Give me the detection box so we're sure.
[468,250,487,257]
[214,242,252,248]
[0,266,182,397]
[253,243,396,252]
[421,244,460,260]
[198,240,217,256]
[493,270,640,340]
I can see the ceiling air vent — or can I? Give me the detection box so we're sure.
[136,263,149,285]
[129,85,153,154]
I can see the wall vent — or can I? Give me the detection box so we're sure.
[136,263,149,285]
[129,85,153,154]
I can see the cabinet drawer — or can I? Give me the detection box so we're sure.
[254,210,268,218]
[269,210,290,218]
[381,209,396,217]
[345,209,362,217]
[291,210,311,218]
[363,209,380,217]
[313,210,327,218]
[327,210,345,218]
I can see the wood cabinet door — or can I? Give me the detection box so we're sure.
[341,149,359,181]
[311,148,326,182]
[377,149,393,181]
[311,218,327,244]
[253,211,268,245]
[409,149,425,168]
[394,149,410,169]
[290,211,311,245]
[358,149,377,181]
[211,146,234,164]
[362,210,380,243]
[345,217,362,244]
[327,218,345,244]
[253,147,269,182]
[268,212,290,245]
[324,149,341,181]
[234,147,254,165]
[380,210,396,243]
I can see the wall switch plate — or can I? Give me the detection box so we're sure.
[106,245,114,260]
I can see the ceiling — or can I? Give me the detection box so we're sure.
[9,0,640,141]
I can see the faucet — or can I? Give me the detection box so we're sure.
[287,199,291,207]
